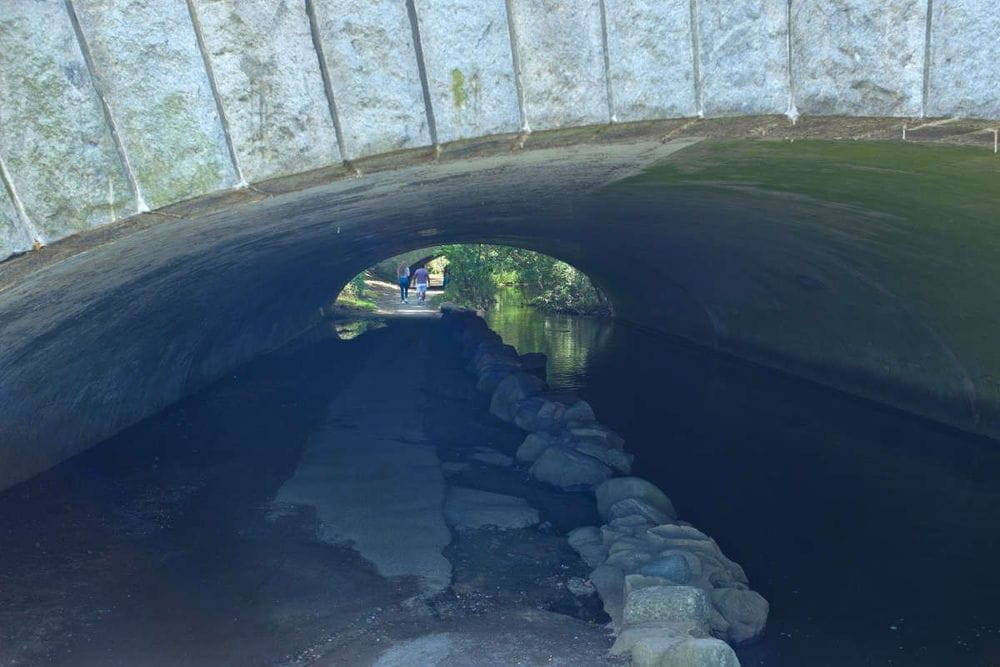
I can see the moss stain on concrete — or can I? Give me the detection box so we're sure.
[611,140,1000,429]
[132,93,228,208]
[451,68,468,110]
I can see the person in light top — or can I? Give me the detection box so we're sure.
[412,266,430,304]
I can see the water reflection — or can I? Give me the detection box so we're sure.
[485,293,1000,666]
[485,288,615,391]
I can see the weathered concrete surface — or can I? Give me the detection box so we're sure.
[272,329,451,598]
[698,0,788,116]
[603,0,697,121]
[0,180,30,257]
[72,0,237,208]
[927,0,1000,119]
[192,0,341,181]
[792,0,927,116]
[2,133,1000,497]
[0,139,692,493]
[311,0,431,158]
[506,0,609,130]
[0,0,134,240]
[413,0,521,141]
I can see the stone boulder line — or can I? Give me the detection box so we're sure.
[439,306,768,665]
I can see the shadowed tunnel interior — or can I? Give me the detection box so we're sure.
[1,133,998,492]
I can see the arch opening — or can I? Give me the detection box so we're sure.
[1,137,999,491]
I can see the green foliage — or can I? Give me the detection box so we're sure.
[437,244,609,315]
[335,271,376,312]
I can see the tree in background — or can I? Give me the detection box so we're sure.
[438,244,609,316]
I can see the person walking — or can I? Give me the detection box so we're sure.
[412,265,430,304]
[397,262,411,304]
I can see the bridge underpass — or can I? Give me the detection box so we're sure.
[1,1,1000,664]
[2,130,998,492]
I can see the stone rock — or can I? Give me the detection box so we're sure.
[622,585,710,629]
[608,514,655,531]
[609,622,702,656]
[603,0,697,122]
[698,0,788,116]
[566,576,596,596]
[443,487,539,530]
[0,2,135,243]
[513,394,597,432]
[596,477,677,522]
[512,397,568,432]
[471,448,514,467]
[567,525,602,549]
[927,0,1000,119]
[589,564,625,625]
[518,352,548,374]
[439,301,476,315]
[516,432,559,463]
[562,399,597,424]
[567,526,609,568]
[630,636,686,667]
[72,0,237,208]
[638,554,693,584]
[609,497,675,525]
[310,0,431,159]
[441,461,469,475]
[658,638,740,667]
[411,0,521,142]
[490,372,545,423]
[192,0,342,181]
[647,524,712,542]
[711,588,769,644]
[476,369,515,394]
[791,0,926,116]
[505,0,609,130]
[568,437,633,474]
[604,544,655,571]
[529,446,614,489]
[568,424,625,449]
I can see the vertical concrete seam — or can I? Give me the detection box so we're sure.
[304,0,350,163]
[687,0,704,118]
[404,0,439,148]
[64,0,148,212]
[185,0,246,186]
[785,0,799,122]
[503,0,529,132]
[921,0,934,117]
[597,0,616,123]
[0,154,45,246]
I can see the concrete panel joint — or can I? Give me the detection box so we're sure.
[503,0,530,131]
[785,0,798,122]
[304,0,349,163]
[0,155,44,246]
[921,0,934,117]
[63,0,148,212]
[689,0,704,118]
[598,0,617,122]
[404,0,440,147]
[184,0,246,186]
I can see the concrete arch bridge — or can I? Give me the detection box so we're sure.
[0,0,998,490]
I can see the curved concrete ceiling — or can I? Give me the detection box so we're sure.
[0,1,998,491]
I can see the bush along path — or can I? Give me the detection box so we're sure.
[439,303,769,667]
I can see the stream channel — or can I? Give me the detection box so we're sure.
[486,288,1000,666]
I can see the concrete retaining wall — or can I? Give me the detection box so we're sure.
[1,0,998,260]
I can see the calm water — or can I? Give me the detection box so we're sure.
[486,292,1000,667]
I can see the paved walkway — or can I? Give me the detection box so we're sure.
[369,279,443,317]
[272,321,452,598]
